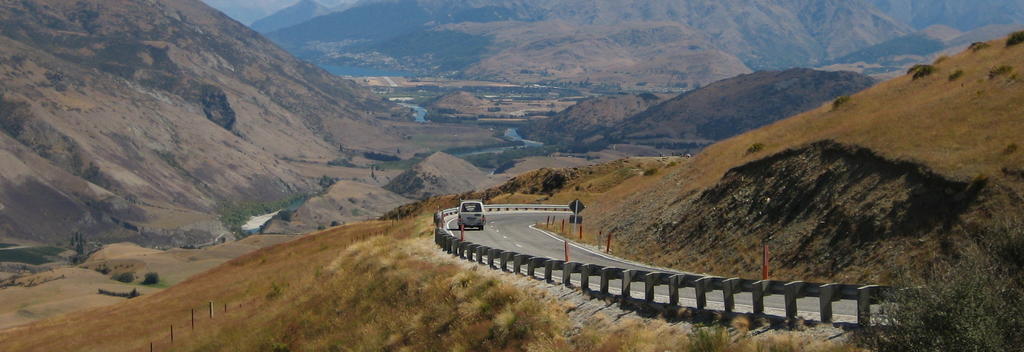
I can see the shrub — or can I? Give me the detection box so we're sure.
[969,42,991,52]
[989,65,1014,79]
[1006,31,1024,47]
[642,168,658,176]
[688,327,730,351]
[746,143,765,155]
[142,272,159,285]
[832,95,851,110]
[948,69,964,81]
[113,272,134,283]
[907,64,937,80]
[1005,143,1019,155]
[276,210,293,222]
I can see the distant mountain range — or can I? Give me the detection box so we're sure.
[263,0,909,89]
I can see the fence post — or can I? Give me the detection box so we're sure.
[606,233,612,253]
[209,301,213,319]
[644,273,657,303]
[170,324,174,343]
[600,268,612,295]
[191,309,195,330]
[563,262,576,287]
[561,219,565,233]
[579,224,583,240]
[564,241,569,262]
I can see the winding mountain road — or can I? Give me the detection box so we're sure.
[444,212,863,323]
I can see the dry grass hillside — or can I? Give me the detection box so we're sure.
[394,32,1024,286]
[0,214,859,351]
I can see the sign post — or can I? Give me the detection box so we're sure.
[568,199,586,224]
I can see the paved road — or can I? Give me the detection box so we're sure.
[445,212,860,323]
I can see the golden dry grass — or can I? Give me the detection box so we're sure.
[0,212,859,352]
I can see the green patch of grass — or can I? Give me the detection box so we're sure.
[989,65,1014,79]
[0,246,66,265]
[0,243,16,249]
[746,143,765,155]
[1006,31,1024,47]
[832,95,852,110]
[969,42,991,52]
[908,64,937,80]
[948,69,965,81]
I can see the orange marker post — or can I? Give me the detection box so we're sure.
[606,233,612,254]
[762,243,770,280]
[460,223,465,241]
[579,224,583,240]
[564,241,570,262]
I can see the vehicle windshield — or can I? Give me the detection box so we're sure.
[461,203,482,212]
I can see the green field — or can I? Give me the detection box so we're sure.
[0,246,66,265]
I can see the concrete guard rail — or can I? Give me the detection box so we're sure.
[433,205,891,326]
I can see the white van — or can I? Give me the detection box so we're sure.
[458,200,486,230]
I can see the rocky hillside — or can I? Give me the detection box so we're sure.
[0,0,403,247]
[267,0,909,89]
[384,152,492,199]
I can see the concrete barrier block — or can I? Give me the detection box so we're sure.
[819,284,839,323]
[695,277,710,310]
[784,281,806,319]
[722,278,740,313]
[513,254,531,275]
[600,268,615,295]
[668,275,681,306]
[562,262,577,287]
[621,270,635,299]
[752,280,769,315]
[858,285,878,326]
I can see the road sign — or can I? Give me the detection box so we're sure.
[568,199,585,213]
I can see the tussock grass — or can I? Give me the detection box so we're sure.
[907,64,937,80]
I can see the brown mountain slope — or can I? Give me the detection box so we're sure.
[603,69,876,150]
[0,0,403,246]
[519,93,665,146]
[384,152,494,199]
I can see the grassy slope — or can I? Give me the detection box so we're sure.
[0,213,856,351]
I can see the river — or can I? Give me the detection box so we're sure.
[397,103,429,123]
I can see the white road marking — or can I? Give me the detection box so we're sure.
[515,243,524,248]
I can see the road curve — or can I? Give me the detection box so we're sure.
[445,212,861,323]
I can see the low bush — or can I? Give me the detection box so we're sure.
[832,95,851,110]
[1007,31,1024,47]
[948,69,964,81]
[642,168,658,176]
[989,65,1014,79]
[113,272,134,283]
[746,143,765,155]
[862,221,1024,351]
[908,64,937,80]
[142,272,159,285]
[1005,143,1019,155]
[969,42,991,52]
